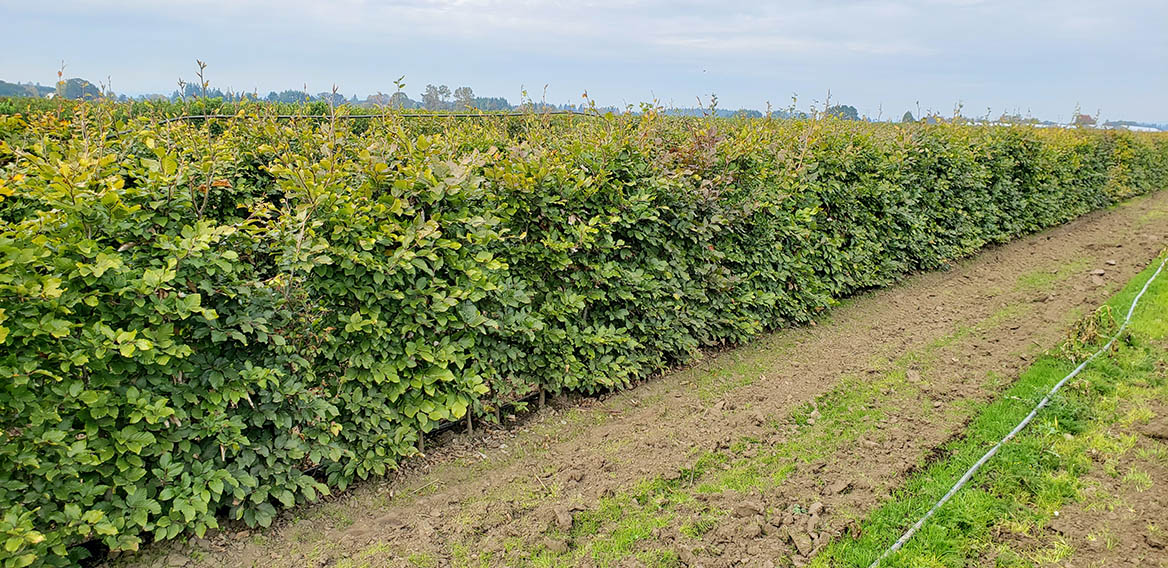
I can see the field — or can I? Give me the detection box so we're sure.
[1,101,1167,568]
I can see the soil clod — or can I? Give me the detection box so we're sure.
[826,480,852,495]
[733,500,764,518]
[790,532,814,556]
[551,506,573,531]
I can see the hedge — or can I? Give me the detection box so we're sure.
[1,104,1166,566]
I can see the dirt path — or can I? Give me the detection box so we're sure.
[126,192,1168,568]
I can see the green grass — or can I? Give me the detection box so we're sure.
[1013,257,1091,292]
[1139,207,1167,226]
[690,334,804,402]
[812,251,1168,568]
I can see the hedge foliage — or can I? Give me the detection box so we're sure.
[1,103,1166,566]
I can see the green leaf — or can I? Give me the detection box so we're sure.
[424,366,455,384]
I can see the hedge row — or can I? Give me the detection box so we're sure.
[1,104,1166,566]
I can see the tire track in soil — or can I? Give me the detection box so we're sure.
[135,191,1168,568]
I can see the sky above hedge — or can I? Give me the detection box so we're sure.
[2,0,1165,122]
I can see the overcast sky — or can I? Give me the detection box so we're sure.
[2,0,1165,122]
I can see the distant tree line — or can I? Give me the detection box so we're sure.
[0,80,54,98]
[8,75,1162,129]
[826,104,859,121]
[0,78,105,100]
[663,107,766,118]
[0,75,870,120]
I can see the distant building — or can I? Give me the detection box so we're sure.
[1119,124,1160,132]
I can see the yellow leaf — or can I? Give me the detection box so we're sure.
[41,278,64,299]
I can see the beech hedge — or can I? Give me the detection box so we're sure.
[1,105,1166,566]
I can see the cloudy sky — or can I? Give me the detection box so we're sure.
[2,0,1165,122]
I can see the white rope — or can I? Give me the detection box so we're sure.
[868,253,1168,568]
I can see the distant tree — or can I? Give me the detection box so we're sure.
[316,92,346,106]
[56,78,101,100]
[420,84,454,110]
[365,93,390,106]
[422,84,442,110]
[472,96,512,111]
[454,86,475,110]
[267,90,309,103]
[1073,113,1097,127]
[826,104,860,121]
[388,92,416,109]
[901,111,915,123]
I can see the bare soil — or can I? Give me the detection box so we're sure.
[1017,402,1168,568]
[122,191,1168,568]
